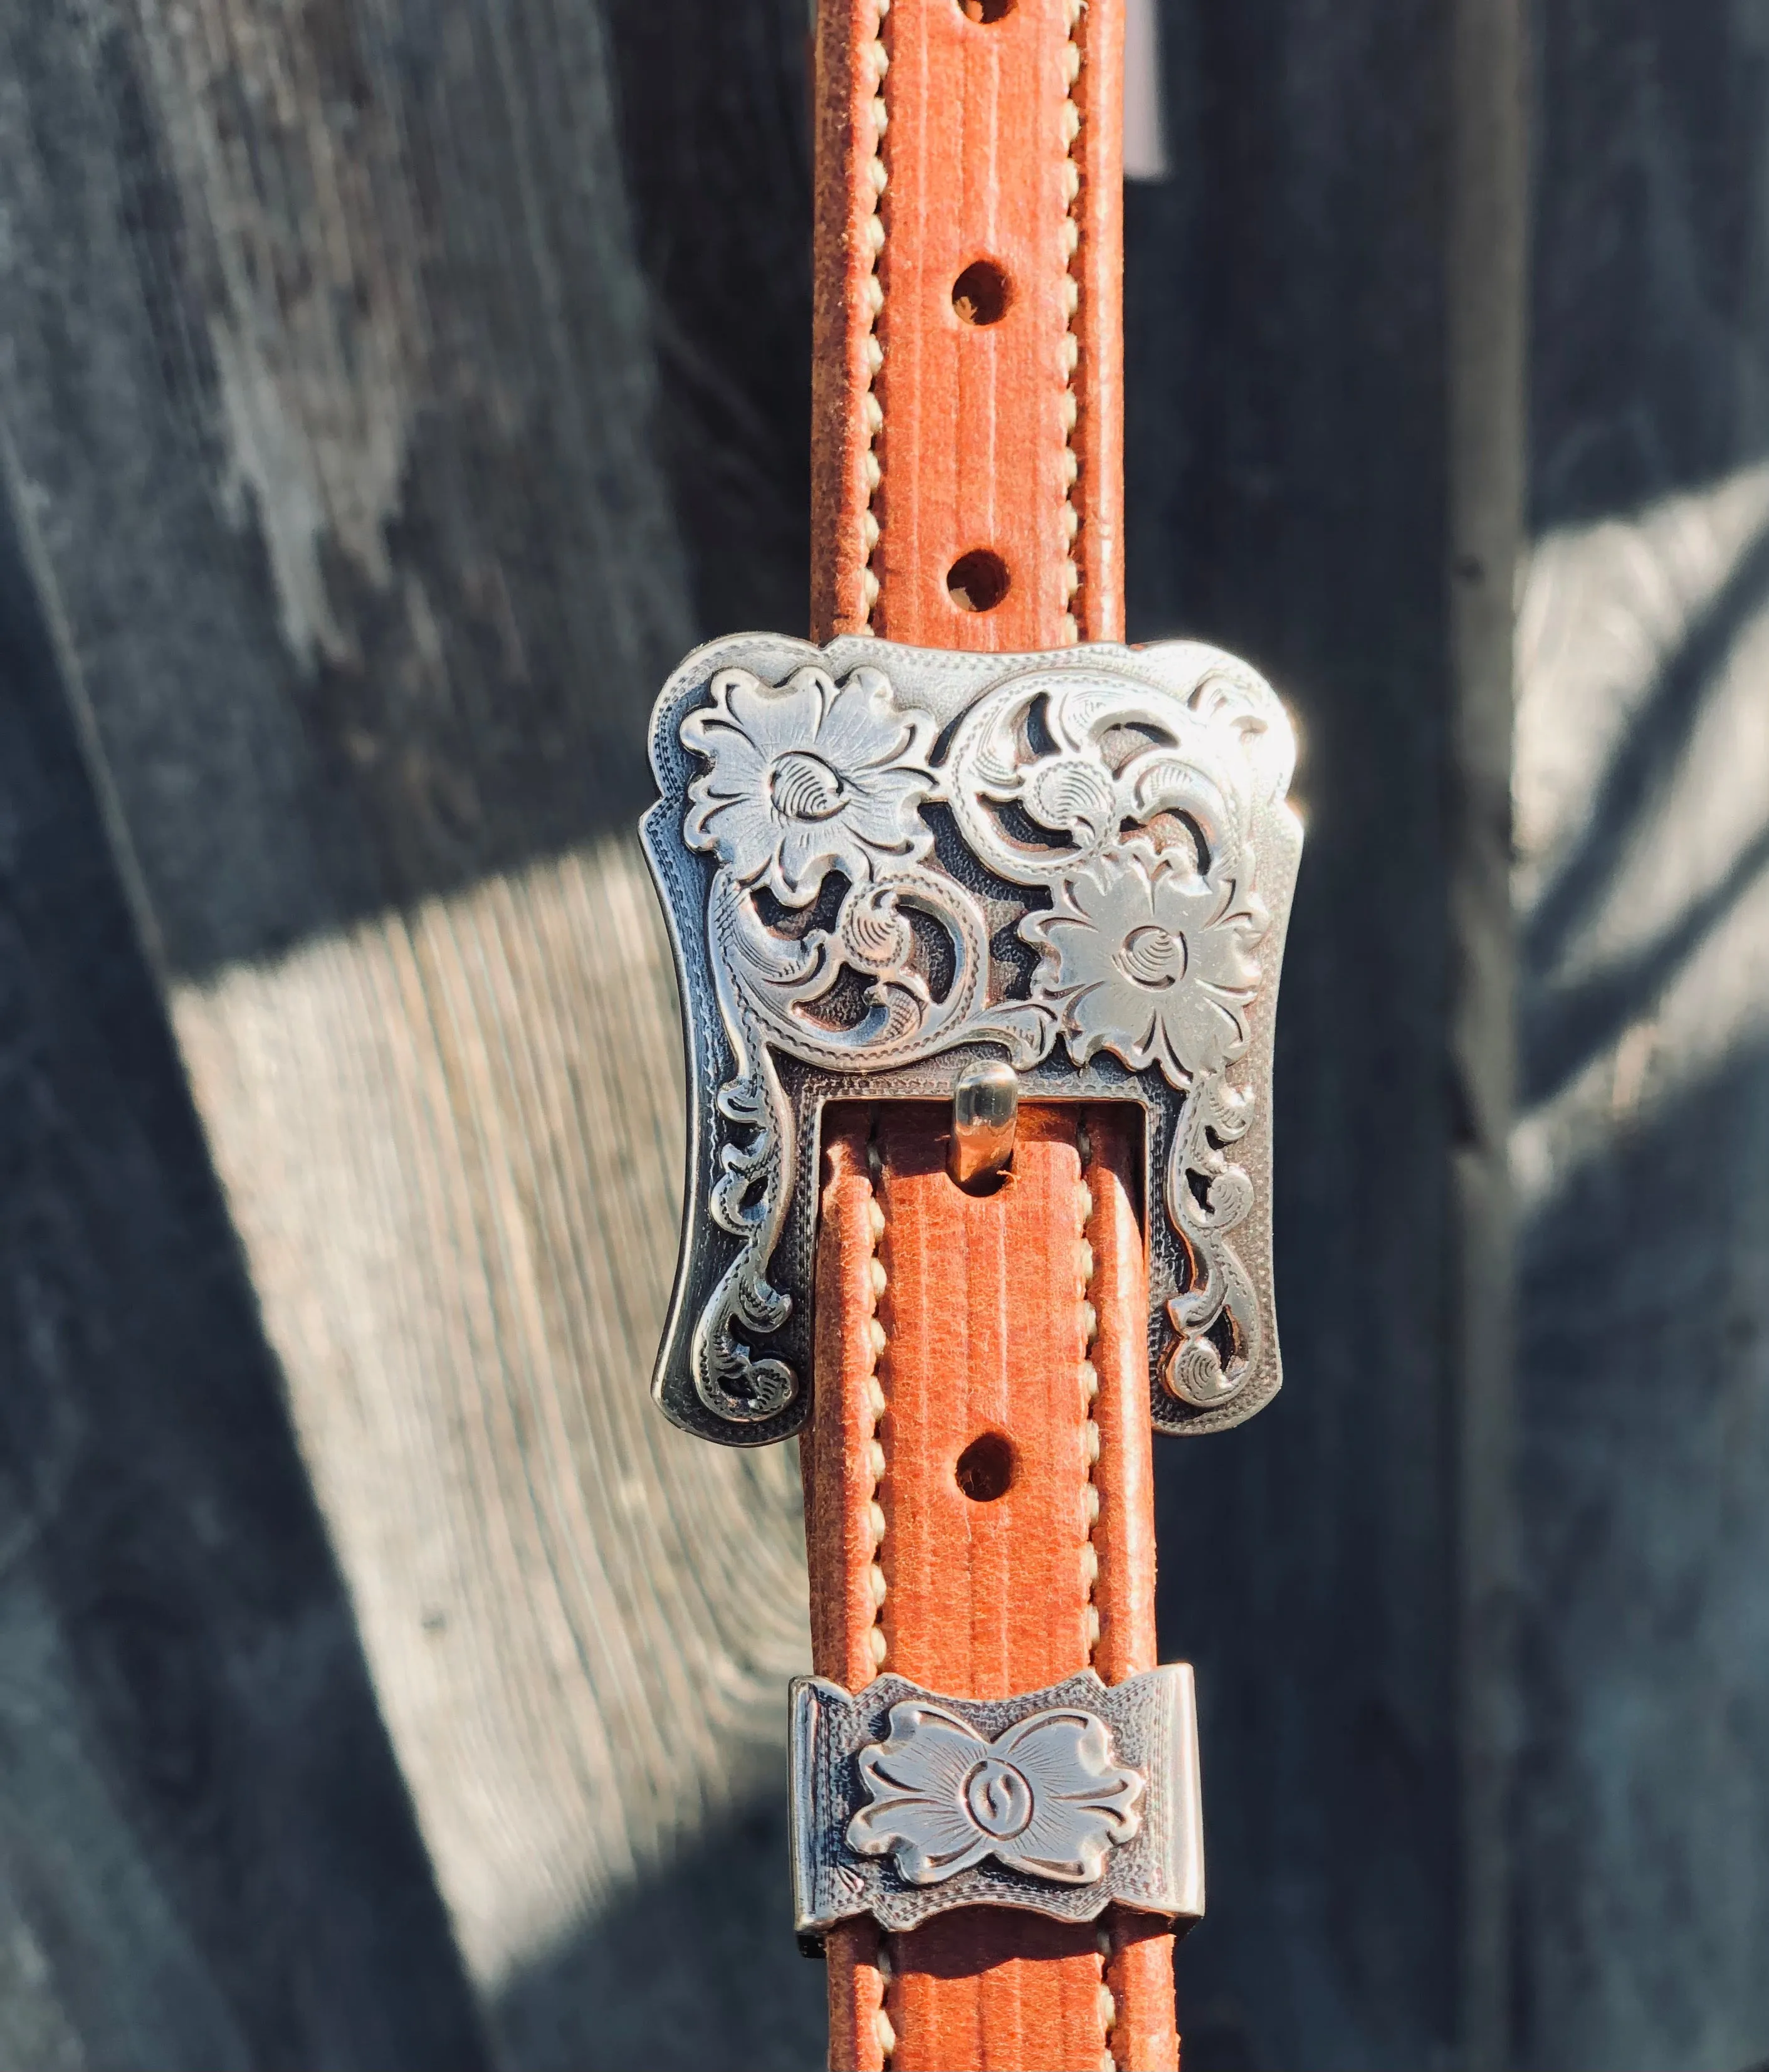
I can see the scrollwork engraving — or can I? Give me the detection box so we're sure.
[643,634,1300,1441]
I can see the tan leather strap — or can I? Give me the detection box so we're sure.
[811,0,1125,648]
[805,1109,1177,2071]
[804,4,1163,2063]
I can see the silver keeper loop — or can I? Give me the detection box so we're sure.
[789,1664,1205,1943]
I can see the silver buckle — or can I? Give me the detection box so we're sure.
[789,1666,1204,1940]
[640,633,1302,1447]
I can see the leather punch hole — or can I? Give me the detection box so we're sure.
[946,547,1011,614]
[952,258,1010,326]
[955,1431,1015,1502]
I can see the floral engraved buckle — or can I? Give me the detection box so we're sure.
[789,1668,1204,1938]
[639,633,1302,1446]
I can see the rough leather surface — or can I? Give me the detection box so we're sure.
[806,1107,1177,2071]
[809,0,1123,648]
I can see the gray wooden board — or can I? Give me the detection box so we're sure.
[0,0,821,2064]
[1514,3,1769,2067]
[0,492,486,2070]
[1125,0,1517,2063]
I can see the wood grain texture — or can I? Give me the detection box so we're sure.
[1513,5,1769,2064]
[169,839,812,1989]
[0,495,486,2071]
[0,0,823,2063]
[0,0,685,975]
[1123,0,1523,2064]
[1447,0,1525,2059]
[601,0,814,644]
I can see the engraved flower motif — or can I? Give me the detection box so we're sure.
[846,1701,1144,1886]
[1022,845,1268,1084]
[681,663,937,907]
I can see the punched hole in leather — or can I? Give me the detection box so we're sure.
[951,260,1012,327]
[954,1431,1015,1502]
[946,549,1012,614]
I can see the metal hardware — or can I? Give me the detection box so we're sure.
[641,632,1302,1446]
[789,1665,1204,1940]
[950,1060,1019,1187]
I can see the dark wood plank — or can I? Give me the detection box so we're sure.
[1126,0,1523,2064]
[1515,3,1769,2066]
[0,490,485,2069]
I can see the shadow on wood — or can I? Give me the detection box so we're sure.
[489,1793,825,2072]
[0,470,485,2068]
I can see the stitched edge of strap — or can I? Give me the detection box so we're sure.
[1072,0,1125,639]
[1059,0,1084,641]
[858,1,889,626]
[1077,1135,1118,2072]
[810,0,890,641]
[1079,1116,1104,1664]
[864,1125,890,1675]
[865,1125,900,2071]
[1077,1119,1114,2069]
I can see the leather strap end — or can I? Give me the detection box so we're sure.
[806,1102,1177,2071]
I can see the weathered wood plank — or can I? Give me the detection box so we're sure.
[1124,0,1524,2064]
[0,494,486,2069]
[0,0,822,2061]
[1515,4,1769,2062]
[601,0,814,643]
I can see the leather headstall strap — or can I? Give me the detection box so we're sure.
[806,13,1168,2066]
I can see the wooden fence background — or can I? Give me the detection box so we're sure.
[0,1,1764,2068]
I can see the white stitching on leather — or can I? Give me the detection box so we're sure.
[1097,1982,1119,2069]
[1059,0,1085,642]
[859,1,891,626]
[1083,1125,1119,2072]
[863,1128,893,2064]
[874,1933,898,2068]
[1078,1117,1103,1663]
[864,1129,890,1675]
[1096,1922,1118,2068]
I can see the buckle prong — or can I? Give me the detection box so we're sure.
[950,1059,1020,1189]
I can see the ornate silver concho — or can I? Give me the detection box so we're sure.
[789,1667,1204,1937]
[641,633,1302,1447]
